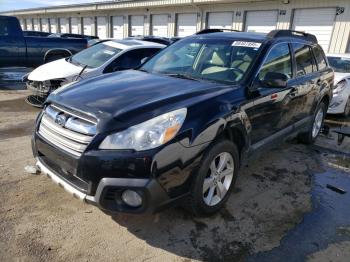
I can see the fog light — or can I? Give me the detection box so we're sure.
[121,190,142,207]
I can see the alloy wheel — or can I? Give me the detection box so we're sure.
[312,107,324,138]
[203,152,234,206]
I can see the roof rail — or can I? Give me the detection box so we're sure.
[195,28,241,35]
[267,30,318,43]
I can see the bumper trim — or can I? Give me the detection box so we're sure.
[35,158,152,211]
[36,158,92,202]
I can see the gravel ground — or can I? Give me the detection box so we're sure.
[0,90,349,262]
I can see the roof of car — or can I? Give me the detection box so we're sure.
[326,53,350,58]
[191,31,268,42]
[104,39,165,49]
[190,30,318,45]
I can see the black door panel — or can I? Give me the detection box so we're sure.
[246,42,296,144]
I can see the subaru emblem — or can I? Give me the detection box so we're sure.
[55,114,67,127]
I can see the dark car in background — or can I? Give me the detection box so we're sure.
[48,33,99,40]
[23,30,51,37]
[125,35,180,46]
[0,15,87,67]
[32,29,333,216]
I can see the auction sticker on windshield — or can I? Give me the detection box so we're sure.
[232,41,261,48]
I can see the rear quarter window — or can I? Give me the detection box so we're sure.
[313,45,327,70]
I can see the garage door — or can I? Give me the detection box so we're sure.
[97,16,108,39]
[83,17,94,36]
[50,18,58,33]
[176,13,197,37]
[293,8,336,52]
[41,18,49,32]
[151,14,169,37]
[112,16,124,39]
[60,18,68,33]
[130,15,144,36]
[245,10,278,33]
[71,17,79,34]
[26,19,33,30]
[207,12,233,29]
[20,19,25,30]
[33,18,40,31]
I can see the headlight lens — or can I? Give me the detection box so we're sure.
[333,80,347,94]
[51,81,78,95]
[99,108,187,151]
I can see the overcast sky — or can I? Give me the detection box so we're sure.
[0,0,107,12]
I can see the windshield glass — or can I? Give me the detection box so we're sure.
[70,42,122,68]
[141,38,261,84]
[328,56,350,73]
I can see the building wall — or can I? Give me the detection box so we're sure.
[7,0,350,53]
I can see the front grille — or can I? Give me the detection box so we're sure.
[26,80,63,96]
[27,80,49,95]
[38,104,97,157]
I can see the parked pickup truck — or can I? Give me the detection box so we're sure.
[0,16,87,68]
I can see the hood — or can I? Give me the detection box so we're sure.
[48,70,232,123]
[334,72,350,84]
[28,58,85,81]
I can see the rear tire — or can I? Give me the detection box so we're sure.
[185,139,239,216]
[298,102,327,144]
[343,97,350,117]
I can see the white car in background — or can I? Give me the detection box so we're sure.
[327,54,350,116]
[25,40,165,107]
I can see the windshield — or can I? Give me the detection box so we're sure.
[141,38,261,84]
[328,56,350,73]
[70,42,122,68]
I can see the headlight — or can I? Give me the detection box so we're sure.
[51,81,78,95]
[333,80,347,95]
[43,80,51,87]
[99,108,187,151]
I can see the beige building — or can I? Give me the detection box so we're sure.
[2,0,350,53]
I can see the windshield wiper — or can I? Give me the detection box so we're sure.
[165,73,199,81]
[68,57,88,68]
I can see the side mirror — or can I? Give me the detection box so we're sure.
[261,72,288,88]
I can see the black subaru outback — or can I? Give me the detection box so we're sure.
[32,30,333,215]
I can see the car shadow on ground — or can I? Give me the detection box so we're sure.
[111,140,325,261]
[111,115,350,262]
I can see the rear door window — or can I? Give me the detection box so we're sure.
[313,45,327,70]
[0,18,10,36]
[110,48,161,70]
[292,43,316,76]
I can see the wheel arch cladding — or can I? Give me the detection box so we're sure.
[44,49,72,61]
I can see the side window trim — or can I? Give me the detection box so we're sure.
[288,42,296,80]
[312,45,328,71]
[309,45,318,73]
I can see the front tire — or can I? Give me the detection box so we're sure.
[298,101,327,144]
[185,139,239,216]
